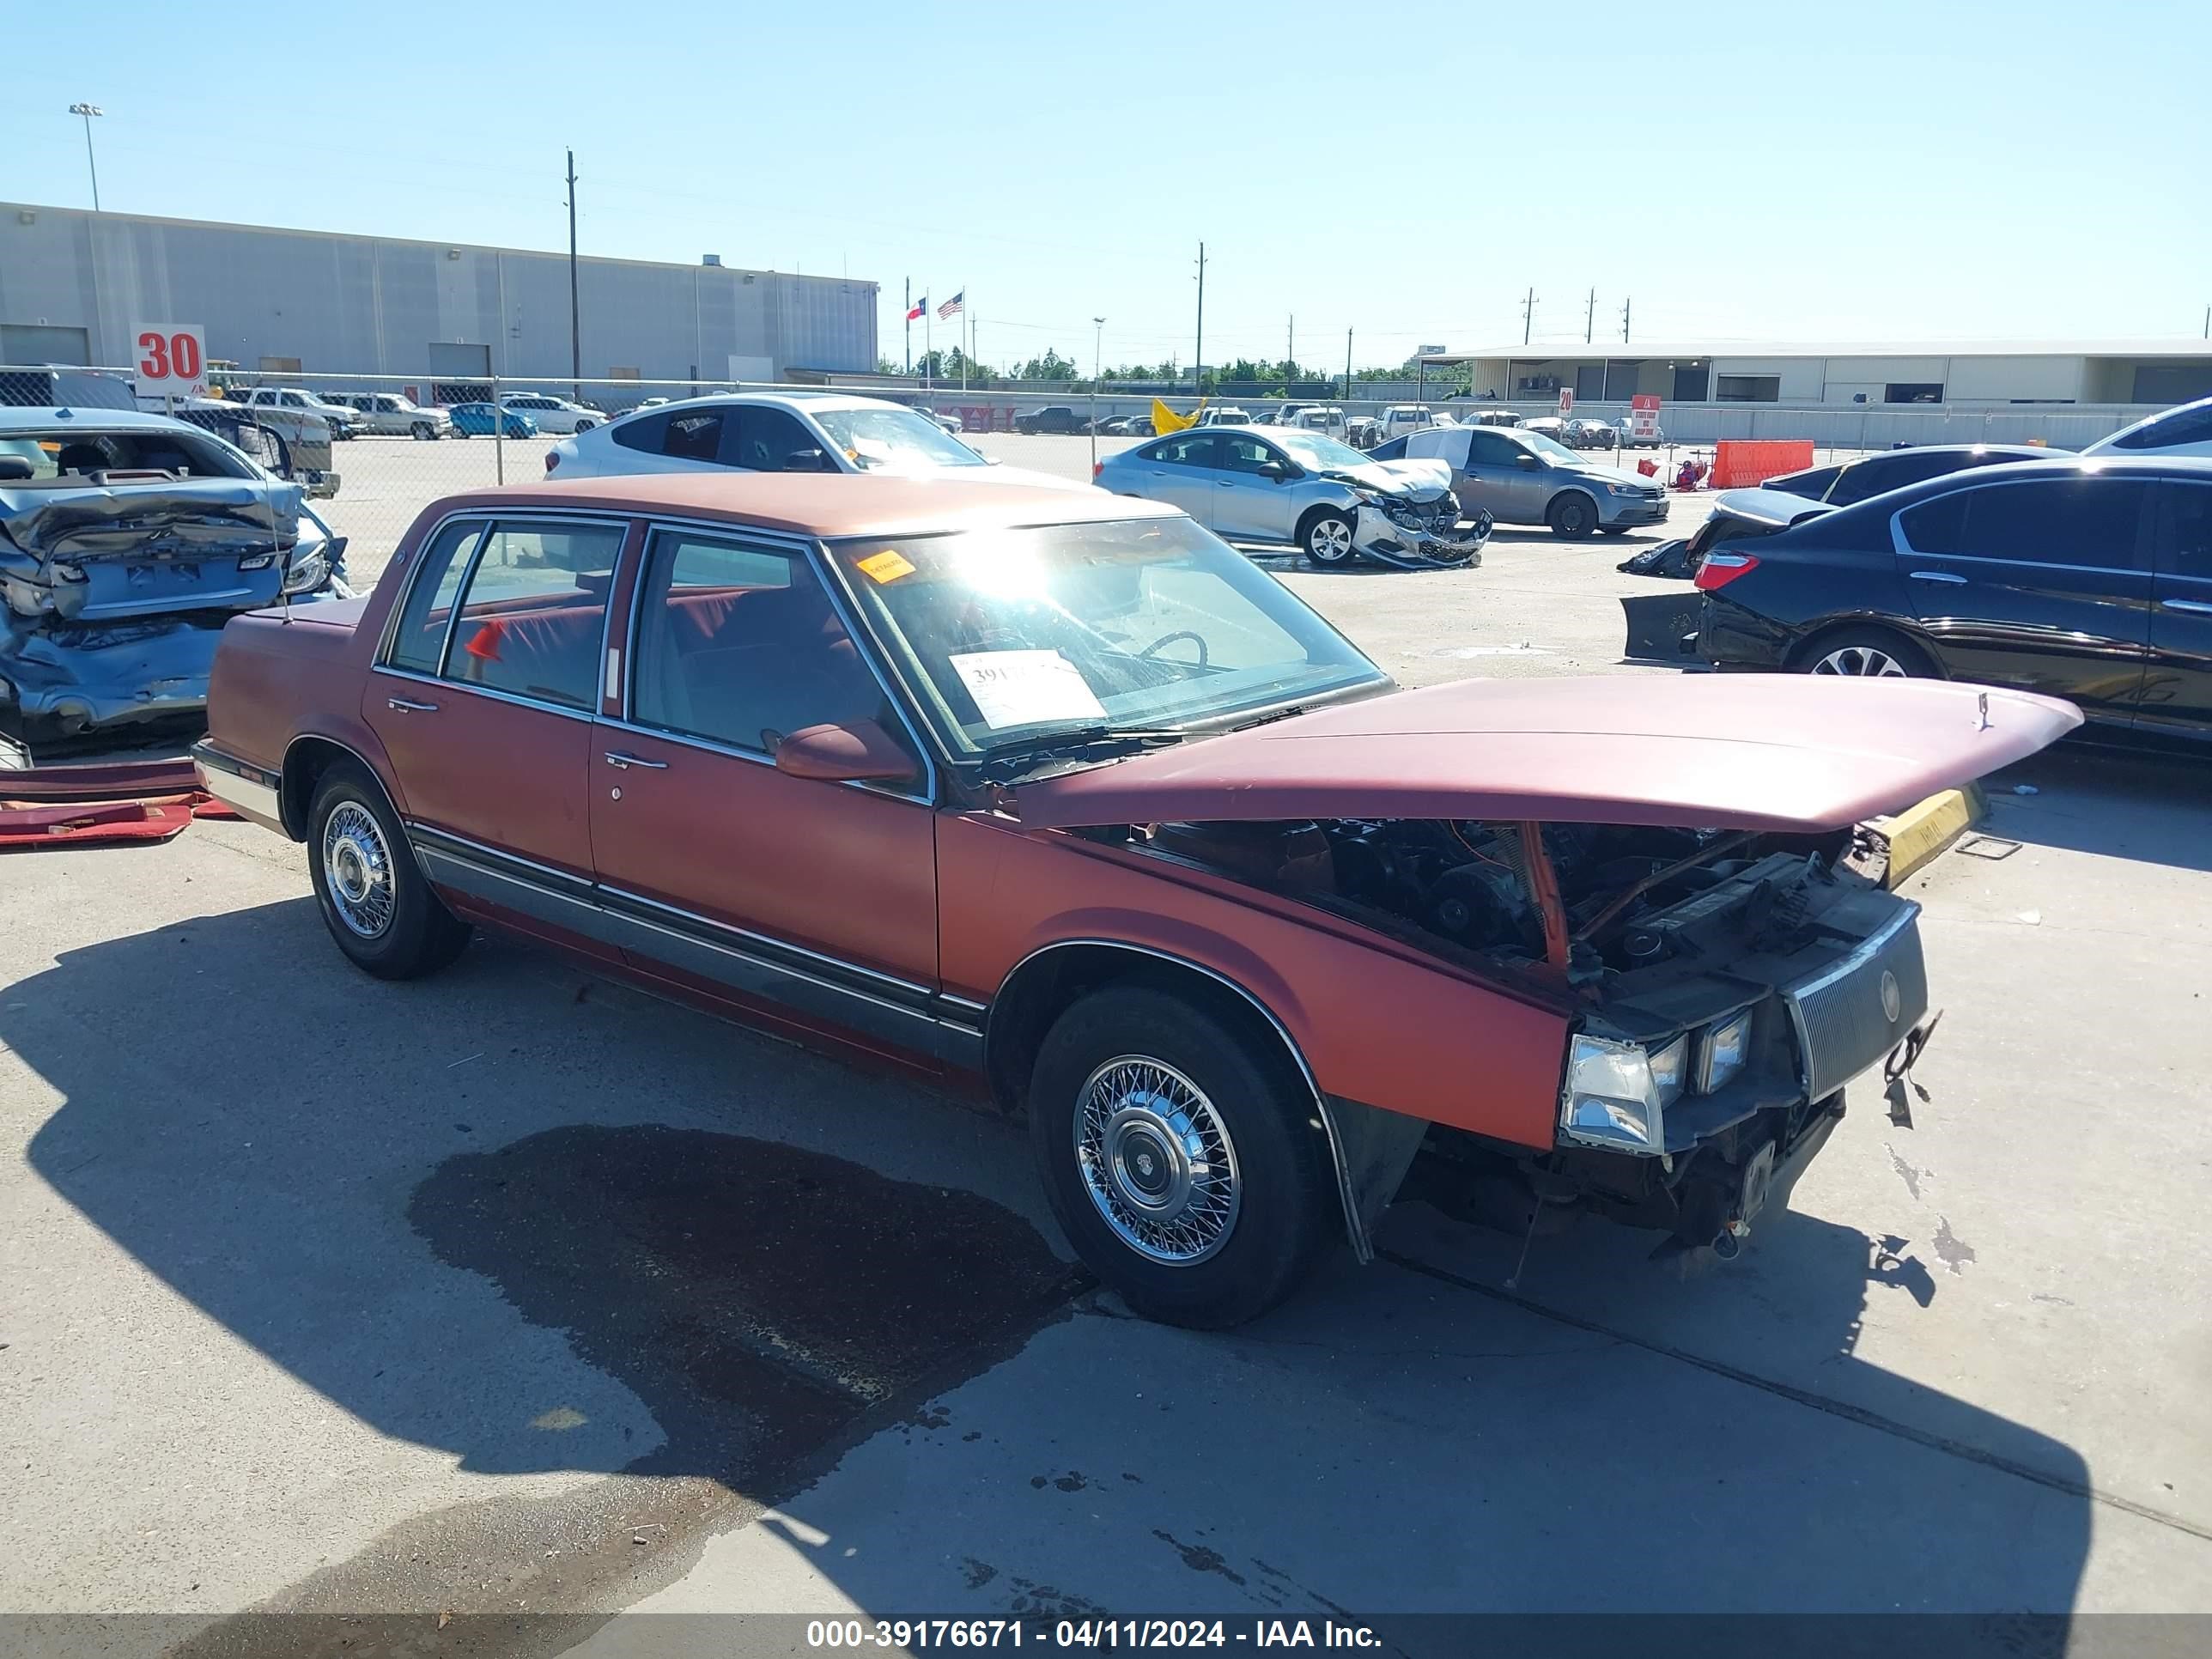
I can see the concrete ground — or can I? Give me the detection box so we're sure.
[3,432,2209,1653]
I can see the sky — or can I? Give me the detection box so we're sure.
[8,0,2209,374]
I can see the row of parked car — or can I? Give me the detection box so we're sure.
[221,386,611,442]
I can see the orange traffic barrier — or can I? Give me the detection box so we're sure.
[1711,440,1815,489]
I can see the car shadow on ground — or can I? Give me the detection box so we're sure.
[1984,738,2212,873]
[8,899,2095,1631]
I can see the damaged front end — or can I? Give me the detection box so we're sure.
[1133,815,1932,1258]
[1352,489,1490,568]
[1,476,341,741]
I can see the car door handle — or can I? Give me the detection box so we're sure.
[386,696,439,712]
[2163,599,2212,615]
[603,750,669,770]
[1906,570,1967,585]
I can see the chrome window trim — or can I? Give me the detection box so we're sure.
[988,938,1370,1266]
[375,507,635,671]
[372,665,597,725]
[617,519,939,805]
[1889,477,2152,575]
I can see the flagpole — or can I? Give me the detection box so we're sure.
[962,282,969,395]
[925,301,932,392]
[903,277,910,375]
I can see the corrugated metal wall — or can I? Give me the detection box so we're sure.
[0,203,877,381]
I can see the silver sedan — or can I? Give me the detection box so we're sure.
[1094,426,1488,568]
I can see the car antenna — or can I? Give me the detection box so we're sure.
[1976,690,1989,731]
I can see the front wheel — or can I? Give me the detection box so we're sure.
[1300,508,1356,568]
[410,422,435,441]
[1599,525,1632,537]
[1029,985,1336,1328]
[574,419,596,431]
[1547,491,1599,538]
[307,763,472,981]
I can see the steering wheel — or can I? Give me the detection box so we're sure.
[1137,630,1209,666]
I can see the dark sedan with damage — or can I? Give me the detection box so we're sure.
[194,473,2074,1326]
[1697,455,2212,744]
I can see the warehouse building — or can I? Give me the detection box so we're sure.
[1425,341,2212,410]
[0,202,878,386]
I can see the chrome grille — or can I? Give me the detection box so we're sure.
[1785,906,1928,1101]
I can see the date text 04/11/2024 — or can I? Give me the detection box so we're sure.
[803,1619,1382,1649]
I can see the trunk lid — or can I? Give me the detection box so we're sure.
[1012,674,2080,834]
[0,477,302,622]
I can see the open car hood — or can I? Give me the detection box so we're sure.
[1012,675,2081,834]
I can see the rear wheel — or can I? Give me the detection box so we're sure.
[1800,626,1935,680]
[1300,508,1356,568]
[307,763,472,981]
[574,418,596,431]
[1547,490,1599,538]
[1599,525,1632,537]
[1029,985,1335,1328]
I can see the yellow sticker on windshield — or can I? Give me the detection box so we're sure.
[857,550,915,584]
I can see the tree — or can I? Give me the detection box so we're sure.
[1018,348,1080,383]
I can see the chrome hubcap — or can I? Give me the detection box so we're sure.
[1075,1057,1241,1266]
[322,802,396,938]
[1310,519,1352,561]
[1814,645,1907,678]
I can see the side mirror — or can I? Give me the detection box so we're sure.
[1515,453,1541,470]
[783,447,832,472]
[1257,459,1292,482]
[774,720,919,785]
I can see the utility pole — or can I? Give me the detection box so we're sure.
[1521,287,1537,346]
[904,278,911,374]
[1287,315,1294,381]
[1344,327,1352,401]
[1620,296,1632,345]
[1091,316,1105,471]
[1194,242,1206,396]
[565,149,581,401]
[1585,288,1595,344]
[69,104,104,211]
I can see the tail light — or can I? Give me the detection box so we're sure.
[1694,551,1759,591]
[544,450,560,473]
[1092,461,1103,480]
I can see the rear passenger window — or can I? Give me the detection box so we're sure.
[629,532,904,759]
[2159,483,2212,580]
[612,412,669,453]
[442,520,626,710]
[1898,491,1970,554]
[663,411,724,462]
[386,520,486,675]
[727,408,820,471]
[1961,479,2150,570]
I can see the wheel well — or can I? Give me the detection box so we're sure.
[1784,618,1943,676]
[1547,487,1597,522]
[983,945,1313,1121]
[280,737,390,841]
[1294,502,1348,543]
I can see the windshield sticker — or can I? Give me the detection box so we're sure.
[949,649,1108,729]
[856,549,915,584]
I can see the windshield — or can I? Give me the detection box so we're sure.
[1270,430,1370,472]
[829,516,1386,757]
[814,406,988,470]
[1520,431,1583,465]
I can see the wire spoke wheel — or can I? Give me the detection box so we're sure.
[1814,643,1908,678]
[1073,1056,1242,1266]
[321,801,396,939]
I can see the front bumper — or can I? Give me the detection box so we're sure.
[191,740,285,833]
[1596,493,1671,527]
[1355,501,1490,568]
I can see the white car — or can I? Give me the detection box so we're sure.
[2083,394,2212,459]
[324,391,453,440]
[1193,406,1254,427]
[543,392,1086,488]
[1291,405,1346,437]
[498,392,603,434]
[1378,404,1443,440]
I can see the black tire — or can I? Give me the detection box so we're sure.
[452,429,471,439]
[410,422,434,440]
[306,762,471,981]
[1547,490,1600,538]
[1029,984,1336,1328]
[1794,625,1937,681]
[1299,507,1357,568]
[574,419,596,431]
[1598,525,1632,537]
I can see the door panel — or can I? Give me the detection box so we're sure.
[2140,478,2212,738]
[362,515,625,880]
[1211,431,1296,541]
[1461,429,1538,520]
[1893,477,2153,720]
[1134,433,1220,525]
[588,529,939,1039]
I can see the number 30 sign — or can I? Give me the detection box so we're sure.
[132,323,209,399]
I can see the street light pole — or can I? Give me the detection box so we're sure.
[1091,316,1105,470]
[68,104,104,211]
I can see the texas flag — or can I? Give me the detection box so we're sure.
[905,296,927,321]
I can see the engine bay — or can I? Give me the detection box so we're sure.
[1139,816,1884,1006]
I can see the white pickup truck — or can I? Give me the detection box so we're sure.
[239,386,362,441]
[325,392,453,440]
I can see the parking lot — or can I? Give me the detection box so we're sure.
[5,432,2211,1651]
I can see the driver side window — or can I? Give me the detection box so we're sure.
[1218,434,1281,475]
[1467,431,1520,466]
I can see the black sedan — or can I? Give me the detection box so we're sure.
[1759,443,2061,507]
[1695,456,2212,743]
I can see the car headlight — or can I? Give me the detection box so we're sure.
[1698,1010,1753,1095]
[1603,480,1639,495]
[281,547,329,594]
[1560,1033,1686,1154]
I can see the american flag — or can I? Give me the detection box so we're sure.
[936,291,964,319]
